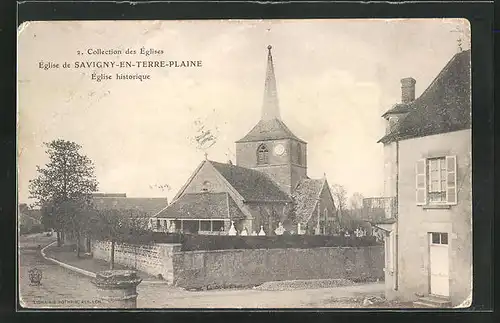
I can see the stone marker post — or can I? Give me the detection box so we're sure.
[92,270,142,308]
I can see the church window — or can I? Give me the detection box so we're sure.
[201,180,211,192]
[257,144,269,165]
[297,143,302,165]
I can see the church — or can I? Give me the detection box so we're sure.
[152,46,338,236]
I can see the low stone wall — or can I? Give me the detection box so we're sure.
[91,240,181,283]
[172,245,384,289]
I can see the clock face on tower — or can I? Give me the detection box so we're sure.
[274,143,285,156]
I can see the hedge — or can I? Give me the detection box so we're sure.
[145,232,380,251]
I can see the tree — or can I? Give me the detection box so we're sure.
[348,192,365,222]
[88,208,150,270]
[349,192,365,211]
[55,199,93,257]
[28,139,98,247]
[331,184,348,219]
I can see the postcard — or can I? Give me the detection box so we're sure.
[17,19,471,309]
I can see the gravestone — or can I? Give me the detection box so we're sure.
[274,222,285,236]
[228,221,237,236]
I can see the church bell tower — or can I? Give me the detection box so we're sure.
[235,45,307,195]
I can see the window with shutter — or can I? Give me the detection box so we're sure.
[416,155,458,206]
[445,155,458,205]
[416,159,427,205]
[427,157,447,204]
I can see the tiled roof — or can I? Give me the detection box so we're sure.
[91,196,168,216]
[235,118,305,143]
[154,192,244,220]
[292,178,325,223]
[381,103,411,118]
[372,218,397,225]
[210,161,291,202]
[379,49,471,144]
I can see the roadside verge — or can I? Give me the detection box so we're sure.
[40,242,166,285]
[40,241,97,278]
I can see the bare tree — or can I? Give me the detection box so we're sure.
[331,184,348,219]
[349,192,365,210]
[29,139,98,247]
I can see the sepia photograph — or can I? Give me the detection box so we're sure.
[17,19,471,309]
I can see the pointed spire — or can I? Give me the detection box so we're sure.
[261,45,280,121]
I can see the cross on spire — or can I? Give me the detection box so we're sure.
[261,45,281,121]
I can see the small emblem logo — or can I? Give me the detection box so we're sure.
[28,267,43,286]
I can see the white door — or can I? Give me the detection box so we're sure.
[429,232,450,296]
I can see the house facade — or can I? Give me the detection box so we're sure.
[375,49,471,307]
[153,46,338,236]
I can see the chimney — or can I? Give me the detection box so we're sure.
[401,77,416,104]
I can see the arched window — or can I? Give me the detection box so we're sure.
[257,144,269,165]
[297,143,302,165]
[201,180,211,192]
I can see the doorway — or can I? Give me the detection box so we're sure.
[429,232,450,297]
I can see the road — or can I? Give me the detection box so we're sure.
[18,233,384,309]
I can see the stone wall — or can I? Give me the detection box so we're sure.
[172,245,384,289]
[92,240,181,283]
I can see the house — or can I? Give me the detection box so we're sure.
[362,197,397,222]
[375,49,471,307]
[67,193,168,251]
[91,193,168,229]
[153,46,338,236]
[18,203,43,234]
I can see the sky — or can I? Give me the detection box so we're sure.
[17,19,471,205]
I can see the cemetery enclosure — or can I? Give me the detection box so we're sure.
[92,239,384,288]
[173,245,384,289]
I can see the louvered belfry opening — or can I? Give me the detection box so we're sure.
[257,144,269,165]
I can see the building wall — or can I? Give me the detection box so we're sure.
[92,240,182,283]
[291,163,308,191]
[246,202,290,234]
[304,184,338,235]
[235,139,307,194]
[383,141,398,219]
[255,165,293,194]
[396,129,471,306]
[236,139,291,167]
[173,245,384,289]
[182,162,228,195]
[175,162,256,225]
